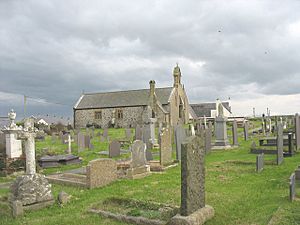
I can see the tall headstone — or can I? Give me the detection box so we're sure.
[205,126,212,154]
[67,134,72,154]
[149,118,157,144]
[244,121,249,141]
[214,104,230,147]
[277,122,284,165]
[174,125,186,161]
[109,140,121,158]
[232,120,238,146]
[295,114,300,150]
[142,125,153,160]
[181,135,205,216]
[77,132,85,152]
[84,135,90,149]
[135,125,143,141]
[159,127,173,166]
[127,140,150,179]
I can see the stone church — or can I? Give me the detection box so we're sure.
[73,65,190,128]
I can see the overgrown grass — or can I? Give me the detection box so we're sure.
[0,128,300,224]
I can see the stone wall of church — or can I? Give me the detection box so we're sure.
[74,106,146,128]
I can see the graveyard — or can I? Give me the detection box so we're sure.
[1,113,300,225]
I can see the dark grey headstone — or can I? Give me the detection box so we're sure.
[205,127,212,154]
[109,140,121,158]
[256,153,264,172]
[77,132,85,152]
[295,114,300,150]
[290,173,296,201]
[232,120,238,146]
[277,123,284,165]
[84,135,91,148]
[181,135,205,216]
[174,125,186,160]
[244,121,249,141]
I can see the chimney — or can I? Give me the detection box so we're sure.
[149,80,155,97]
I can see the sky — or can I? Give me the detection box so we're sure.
[1,0,300,119]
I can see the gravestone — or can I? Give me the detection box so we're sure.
[77,132,85,152]
[135,125,143,140]
[109,140,121,158]
[290,173,296,201]
[232,120,238,146]
[149,118,157,144]
[100,128,109,142]
[86,159,117,189]
[125,128,132,140]
[215,116,230,146]
[181,135,205,216]
[295,114,300,150]
[244,121,249,141]
[127,140,150,179]
[84,135,90,149]
[205,126,212,154]
[277,122,284,165]
[256,153,264,172]
[159,127,173,166]
[174,125,186,160]
[142,125,153,160]
[288,133,294,156]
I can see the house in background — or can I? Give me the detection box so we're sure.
[190,99,232,119]
[73,65,190,128]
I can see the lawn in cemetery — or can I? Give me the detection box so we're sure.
[1,126,300,225]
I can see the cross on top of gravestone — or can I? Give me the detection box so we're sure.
[130,140,147,168]
[109,140,121,158]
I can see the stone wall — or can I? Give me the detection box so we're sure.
[75,106,145,128]
[86,158,117,189]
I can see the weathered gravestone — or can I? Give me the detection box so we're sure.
[174,125,186,160]
[244,121,249,141]
[214,105,230,147]
[109,140,121,158]
[256,153,264,173]
[84,135,91,149]
[127,140,150,179]
[232,120,238,146]
[77,132,85,152]
[86,159,117,189]
[277,122,284,165]
[169,135,214,225]
[100,128,109,142]
[205,126,212,154]
[295,113,300,150]
[159,127,173,166]
[125,128,132,140]
[142,125,153,161]
[290,173,296,201]
[134,125,143,140]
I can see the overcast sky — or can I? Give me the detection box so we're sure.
[1,0,300,119]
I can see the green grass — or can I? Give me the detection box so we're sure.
[0,128,300,224]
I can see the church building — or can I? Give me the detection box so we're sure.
[73,65,190,128]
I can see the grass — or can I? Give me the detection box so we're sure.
[0,127,300,224]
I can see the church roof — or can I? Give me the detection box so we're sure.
[190,102,231,118]
[74,87,174,110]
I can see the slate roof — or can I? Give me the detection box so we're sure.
[190,102,231,118]
[74,87,174,110]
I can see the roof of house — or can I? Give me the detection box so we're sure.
[190,102,231,118]
[74,87,174,110]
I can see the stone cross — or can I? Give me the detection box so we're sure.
[18,118,37,175]
[181,135,205,216]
